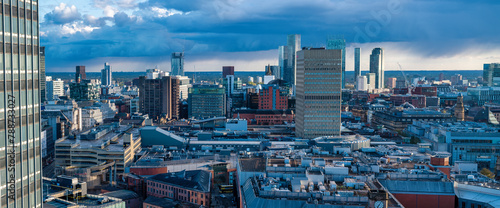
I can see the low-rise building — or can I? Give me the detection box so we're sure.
[233,109,294,125]
[55,125,141,177]
[146,170,211,207]
[372,108,453,131]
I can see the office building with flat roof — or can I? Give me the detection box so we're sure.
[296,48,342,139]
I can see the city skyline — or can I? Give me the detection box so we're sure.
[40,1,500,72]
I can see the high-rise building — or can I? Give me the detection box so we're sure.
[40,47,46,102]
[356,76,368,91]
[369,48,384,89]
[101,62,112,86]
[0,1,43,206]
[76,66,86,82]
[138,76,180,120]
[296,48,342,139]
[46,77,65,100]
[171,52,184,76]
[354,48,361,78]
[455,94,465,121]
[222,66,234,78]
[451,74,463,86]
[366,73,376,91]
[69,79,101,101]
[388,77,397,89]
[483,63,500,87]
[278,46,288,82]
[327,36,346,88]
[188,85,226,119]
[174,76,190,100]
[281,34,301,89]
[265,65,280,78]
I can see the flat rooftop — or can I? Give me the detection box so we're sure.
[56,125,140,151]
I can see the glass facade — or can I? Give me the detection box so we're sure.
[0,0,42,207]
[326,36,346,88]
[101,62,112,86]
[370,48,384,89]
[171,52,184,76]
[296,48,342,139]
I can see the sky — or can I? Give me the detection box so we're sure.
[40,0,500,73]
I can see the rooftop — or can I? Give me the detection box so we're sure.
[149,170,211,192]
[56,125,140,152]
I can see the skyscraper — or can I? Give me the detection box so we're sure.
[171,52,184,76]
[455,94,465,121]
[369,48,384,89]
[40,47,46,102]
[366,73,376,91]
[138,76,180,120]
[387,77,397,89]
[483,63,500,87]
[76,66,86,82]
[282,34,300,89]
[327,36,346,88]
[278,45,288,81]
[296,48,342,139]
[222,66,234,78]
[354,48,361,78]
[1,1,43,206]
[101,62,112,86]
[46,77,65,100]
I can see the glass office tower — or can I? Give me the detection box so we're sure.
[370,48,384,89]
[0,0,43,207]
[101,62,112,86]
[327,36,346,88]
[171,52,184,76]
[296,48,342,139]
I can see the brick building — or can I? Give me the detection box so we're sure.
[234,109,294,125]
[258,84,288,110]
[146,170,212,207]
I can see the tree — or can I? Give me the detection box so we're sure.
[480,168,495,179]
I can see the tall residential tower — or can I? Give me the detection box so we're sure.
[354,48,361,78]
[101,62,112,86]
[1,1,43,207]
[296,48,342,139]
[171,52,184,76]
[369,48,384,89]
[280,34,301,90]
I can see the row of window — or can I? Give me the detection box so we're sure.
[0,43,40,54]
[1,5,38,21]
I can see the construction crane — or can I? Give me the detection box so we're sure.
[397,63,414,95]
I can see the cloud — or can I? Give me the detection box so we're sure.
[40,0,500,72]
[44,3,82,24]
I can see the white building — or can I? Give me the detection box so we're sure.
[97,101,118,119]
[356,76,368,91]
[174,75,191,100]
[256,76,263,83]
[46,76,64,100]
[264,75,275,84]
[366,73,376,92]
[82,107,103,129]
[146,68,169,79]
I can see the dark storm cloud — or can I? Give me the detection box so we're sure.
[41,0,500,71]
